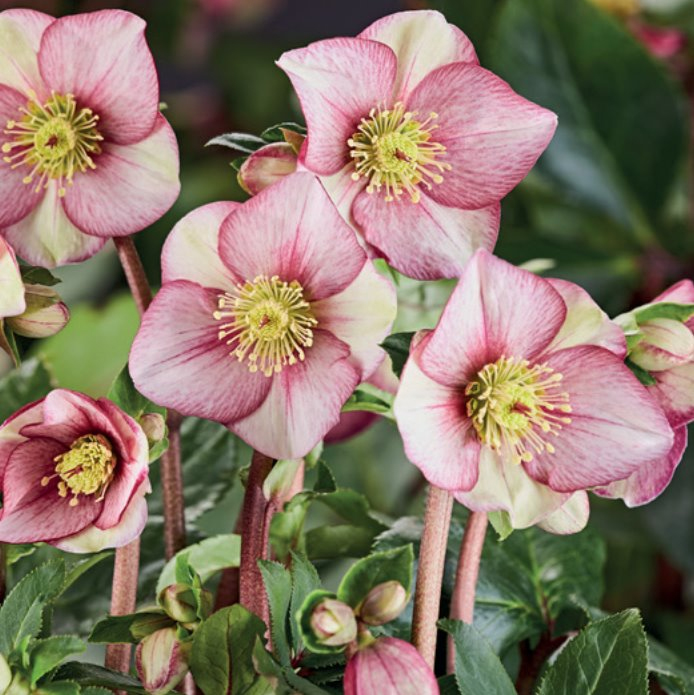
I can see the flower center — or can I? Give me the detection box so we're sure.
[348,102,450,203]
[465,356,572,464]
[41,434,116,507]
[2,91,103,198]
[214,274,318,377]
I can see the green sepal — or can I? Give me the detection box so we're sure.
[633,302,694,325]
[341,384,394,419]
[625,357,657,386]
[380,332,414,378]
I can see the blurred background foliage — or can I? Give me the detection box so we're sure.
[2,0,694,675]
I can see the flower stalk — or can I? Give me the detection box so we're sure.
[411,485,453,669]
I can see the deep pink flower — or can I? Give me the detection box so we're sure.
[129,173,396,460]
[394,250,674,531]
[344,637,439,695]
[277,10,557,281]
[0,9,180,267]
[632,22,686,58]
[0,389,150,552]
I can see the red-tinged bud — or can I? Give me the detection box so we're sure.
[238,142,297,196]
[344,637,439,695]
[136,628,191,695]
[357,581,408,626]
[309,598,358,647]
[7,284,69,339]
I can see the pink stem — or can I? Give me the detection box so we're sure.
[411,485,454,669]
[447,511,488,673]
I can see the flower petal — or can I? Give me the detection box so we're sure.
[229,329,360,459]
[62,115,180,238]
[238,142,298,195]
[38,9,159,144]
[419,249,566,385]
[536,491,590,535]
[0,237,25,318]
[0,399,43,482]
[524,345,674,491]
[359,10,478,100]
[311,262,396,378]
[394,336,481,491]
[352,189,499,280]
[277,39,397,175]
[2,180,105,267]
[653,278,694,307]
[130,281,272,424]
[161,201,240,287]
[0,9,52,95]
[545,278,626,357]
[406,63,557,210]
[219,173,365,300]
[650,362,694,428]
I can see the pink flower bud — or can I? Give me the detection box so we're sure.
[136,628,190,695]
[309,598,358,647]
[629,318,694,372]
[237,142,298,196]
[357,581,408,626]
[7,284,69,339]
[158,584,198,624]
[344,637,439,695]
[140,413,167,446]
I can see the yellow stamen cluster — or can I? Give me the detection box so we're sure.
[42,434,116,507]
[348,102,450,203]
[590,0,638,17]
[2,91,103,197]
[465,356,572,465]
[214,275,318,377]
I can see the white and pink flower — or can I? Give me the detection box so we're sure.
[129,172,396,460]
[0,9,180,267]
[0,389,151,552]
[277,10,557,281]
[0,236,25,320]
[393,250,674,532]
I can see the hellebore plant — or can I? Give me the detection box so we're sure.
[0,8,180,267]
[278,10,557,280]
[0,389,151,551]
[130,172,396,460]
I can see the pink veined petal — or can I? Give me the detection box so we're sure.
[238,141,298,195]
[161,201,240,287]
[594,426,687,508]
[0,9,52,96]
[38,9,159,145]
[0,399,43,480]
[454,447,571,529]
[130,281,272,424]
[229,330,360,460]
[523,345,674,492]
[1,180,106,267]
[318,163,366,236]
[359,10,478,101]
[53,478,150,553]
[0,437,102,543]
[406,63,557,210]
[277,38,397,175]
[352,188,499,280]
[394,336,481,491]
[653,278,694,306]
[62,115,180,239]
[536,491,590,535]
[218,173,366,300]
[0,84,43,228]
[0,237,25,318]
[545,278,627,357]
[419,249,567,386]
[311,261,396,378]
[650,362,694,428]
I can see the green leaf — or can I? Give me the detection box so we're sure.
[313,462,336,493]
[289,552,322,655]
[54,663,146,694]
[634,302,694,325]
[341,384,394,418]
[80,688,113,695]
[439,620,516,695]
[19,265,61,287]
[337,545,413,610]
[380,333,414,378]
[28,636,85,686]
[305,525,377,560]
[0,357,53,423]
[156,534,241,593]
[259,561,293,666]
[38,681,81,695]
[259,122,306,143]
[63,553,112,593]
[107,365,167,422]
[89,612,172,645]
[625,357,658,386]
[438,674,461,695]
[206,132,266,154]
[536,609,648,695]
[648,637,694,694]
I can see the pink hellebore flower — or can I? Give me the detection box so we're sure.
[129,173,396,460]
[278,10,557,281]
[394,250,674,532]
[0,9,180,268]
[344,637,439,695]
[0,389,151,552]
[0,236,25,320]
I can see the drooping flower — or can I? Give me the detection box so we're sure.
[344,637,439,695]
[393,250,674,532]
[130,173,396,460]
[0,9,180,267]
[0,389,151,552]
[277,10,557,281]
[596,280,694,506]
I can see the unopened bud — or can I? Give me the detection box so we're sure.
[0,654,11,695]
[158,584,198,624]
[3,674,30,695]
[130,612,177,641]
[357,581,408,626]
[630,318,694,372]
[140,413,166,446]
[7,284,68,339]
[238,142,297,196]
[136,628,191,695]
[310,599,357,647]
